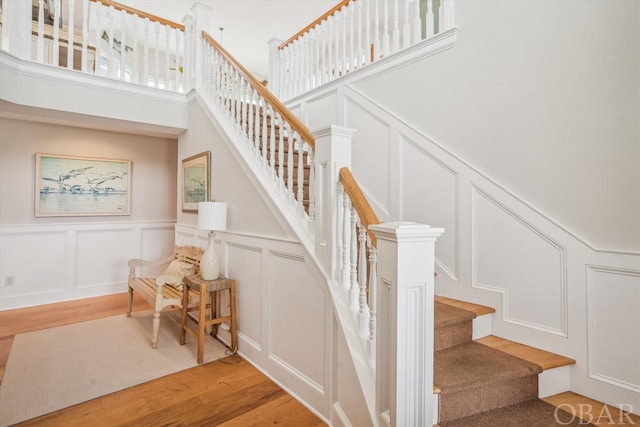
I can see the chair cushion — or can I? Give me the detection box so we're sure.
[164,260,194,277]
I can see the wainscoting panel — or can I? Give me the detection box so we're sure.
[587,266,640,393]
[401,136,459,280]
[0,229,67,299]
[76,228,135,289]
[226,241,264,350]
[345,96,393,215]
[472,186,567,336]
[269,249,327,393]
[0,221,175,310]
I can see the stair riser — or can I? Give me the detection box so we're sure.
[439,376,539,422]
[435,321,472,351]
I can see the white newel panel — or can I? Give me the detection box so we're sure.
[372,222,443,427]
[0,222,175,310]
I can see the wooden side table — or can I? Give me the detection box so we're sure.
[180,275,238,364]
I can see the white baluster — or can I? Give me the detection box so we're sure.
[93,2,103,69]
[120,9,127,80]
[342,192,350,288]
[277,114,284,181]
[308,149,315,221]
[337,185,345,274]
[107,7,115,78]
[296,139,305,208]
[131,14,139,83]
[350,207,359,309]
[426,0,434,37]
[402,0,410,49]
[154,21,160,87]
[368,241,377,360]
[37,0,44,63]
[326,16,333,83]
[374,0,380,61]
[356,0,362,68]
[143,18,150,85]
[364,0,371,65]
[261,103,269,166]
[255,97,264,157]
[393,0,400,52]
[286,124,294,191]
[383,0,390,56]
[358,224,369,332]
[413,0,422,44]
[67,0,74,69]
[247,89,255,151]
[348,3,354,72]
[341,6,347,74]
[164,25,171,89]
[444,0,455,30]
[81,0,89,72]
[270,110,277,176]
[53,0,61,66]
[318,21,329,85]
[174,29,181,91]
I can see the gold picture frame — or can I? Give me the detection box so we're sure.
[181,151,210,212]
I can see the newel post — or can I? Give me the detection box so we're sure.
[267,37,282,98]
[370,222,444,427]
[1,0,32,60]
[189,2,213,91]
[312,125,357,278]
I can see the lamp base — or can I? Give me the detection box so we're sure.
[200,231,221,280]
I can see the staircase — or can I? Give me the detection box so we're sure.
[433,297,593,426]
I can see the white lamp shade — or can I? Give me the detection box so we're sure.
[198,202,227,231]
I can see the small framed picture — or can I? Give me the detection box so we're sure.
[35,153,131,217]
[181,151,210,211]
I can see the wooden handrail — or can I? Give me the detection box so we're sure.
[202,31,316,149]
[90,0,185,31]
[339,167,380,246]
[279,0,351,49]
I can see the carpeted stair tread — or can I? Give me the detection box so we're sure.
[434,341,542,393]
[439,398,597,426]
[434,301,475,328]
[435,341,544,421]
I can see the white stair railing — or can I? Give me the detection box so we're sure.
[199,32,315,228]
[269,0,456,100]
[2,0,187,93]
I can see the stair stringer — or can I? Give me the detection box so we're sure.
[192,90,379,426]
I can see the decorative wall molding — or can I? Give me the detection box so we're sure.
[586,265,640,393]
[471,184,568,337]
[0,221,175,309]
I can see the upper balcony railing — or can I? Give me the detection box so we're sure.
[1,0,188,92]
[268,0,456,100]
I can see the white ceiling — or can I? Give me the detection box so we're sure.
[118,0,340,80]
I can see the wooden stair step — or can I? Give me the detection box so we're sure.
[434,295,495,317]
[476,335,576,371]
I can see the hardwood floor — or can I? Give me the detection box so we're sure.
[0,293,326,426]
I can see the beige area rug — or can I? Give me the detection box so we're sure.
[0,309,230,426]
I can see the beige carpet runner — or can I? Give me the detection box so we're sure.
[433,301,596,426]
[0,310,229,426]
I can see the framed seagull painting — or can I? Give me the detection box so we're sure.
[35,153,131,217]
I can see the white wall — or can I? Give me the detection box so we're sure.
[284,0,640,412]
[0,117,178,309]
[352,0,640,254]
[174,99,371,424]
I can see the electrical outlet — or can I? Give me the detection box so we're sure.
[5,276,14,286]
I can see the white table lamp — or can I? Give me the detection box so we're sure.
[198,201,227,280]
